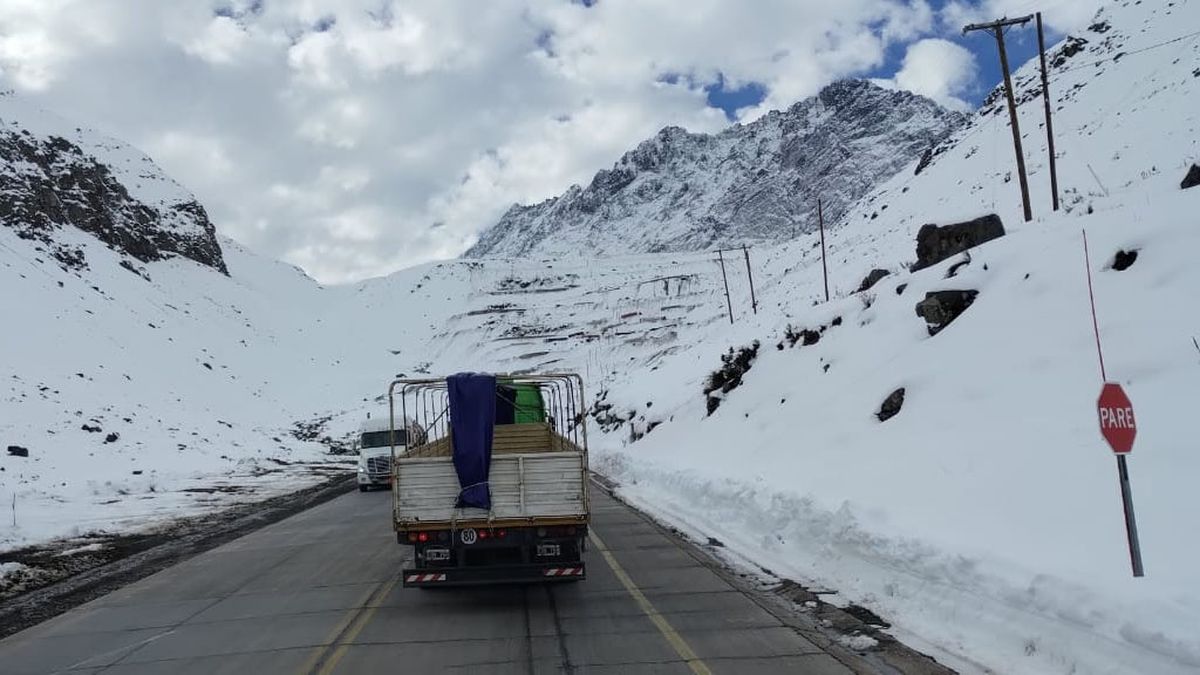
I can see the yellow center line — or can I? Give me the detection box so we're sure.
[589,530,715,675]
[297,575,400,675]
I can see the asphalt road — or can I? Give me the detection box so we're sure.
[0,485,881,674]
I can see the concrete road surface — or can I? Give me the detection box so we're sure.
[0,485,886,674]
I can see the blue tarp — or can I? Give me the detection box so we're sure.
[447,372,495,510]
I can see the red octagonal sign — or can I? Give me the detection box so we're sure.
[1097,383,1136,454]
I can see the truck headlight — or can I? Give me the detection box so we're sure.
[357,467,365,473]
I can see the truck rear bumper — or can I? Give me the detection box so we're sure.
[402,562,585,588]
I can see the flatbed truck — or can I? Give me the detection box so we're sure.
[387,373,590,587]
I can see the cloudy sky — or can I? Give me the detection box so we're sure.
[0,0,1101,283]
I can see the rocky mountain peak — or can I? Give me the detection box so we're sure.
[0,96,226,275]
[464,79,966,259]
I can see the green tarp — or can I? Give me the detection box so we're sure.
[512,383,546,424]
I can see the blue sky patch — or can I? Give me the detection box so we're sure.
[658,72,767,120]
[848,10,1064,109]
[704,75,768,120]
[960,23,1055,103]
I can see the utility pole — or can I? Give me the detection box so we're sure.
[741,245,758,314]
[717,249,734,324]
[1036,12,1060,211]
[964,15,1034,222]
[817,199,829,302]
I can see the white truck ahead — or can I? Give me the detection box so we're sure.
[388,373,590,587]
[356,415,416,491]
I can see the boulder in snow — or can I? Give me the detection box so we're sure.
[915,290,979,336]
[877,388,905,422]
[914,148,934,175]
[6,445,29,457]
[1180,164,1200,190]
[703,341,761,416]
[1111,249,1138,271]
[857,269,890,293]
[912,215,1004,271]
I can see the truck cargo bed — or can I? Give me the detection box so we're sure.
[394,451,587,528]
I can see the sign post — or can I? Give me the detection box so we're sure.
[1085,230,1145,578]
[1097,382,1144,577]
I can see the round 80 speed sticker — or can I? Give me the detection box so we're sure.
[460,528,477,545]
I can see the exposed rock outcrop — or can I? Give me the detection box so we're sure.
[915,290,979,335]
[1181,164,1200,190]
[0,95,226,274]
[877,388,905,422]
[857,268,890,293]
[912,215,1004,272]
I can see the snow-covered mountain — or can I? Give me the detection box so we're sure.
[0,95,345,571]
[465,80,965,258]
[3,0,1199,672]
[0,93,225,275]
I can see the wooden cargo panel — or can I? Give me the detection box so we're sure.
[394,452,587,524]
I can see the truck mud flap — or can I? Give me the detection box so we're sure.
[402,563,586,588]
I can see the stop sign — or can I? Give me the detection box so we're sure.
[1097,383,1136,454]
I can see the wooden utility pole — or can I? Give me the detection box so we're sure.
[817,199,829,302]
[964,15,1034,222]
[717,249,734,324]
[741,245,758,314]
[1036,12,1060,211]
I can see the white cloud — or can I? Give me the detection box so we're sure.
[297,97,371,149]
[147,131,235,180]
[0,0,1000,283]
[287,30,346,89]
[182,16,249,65]
[940,0,1104,35]
[874,38,978,111]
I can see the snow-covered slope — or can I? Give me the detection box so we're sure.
[0,96,342,557]
[465,80,964,259]
[0,226,349,552]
